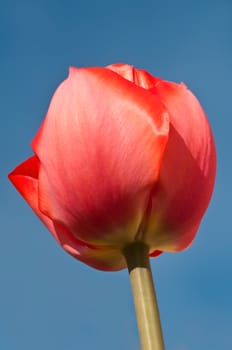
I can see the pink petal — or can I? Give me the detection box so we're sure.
[8,156,60,242]
[107,63,159,89]
[32,66,169,246]
[146,81,216,251]
[8,157,128,271]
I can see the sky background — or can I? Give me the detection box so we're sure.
[1,0,232,349]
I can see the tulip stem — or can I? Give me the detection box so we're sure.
[123,242,165,350]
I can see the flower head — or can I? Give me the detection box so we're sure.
[9,63,216,271]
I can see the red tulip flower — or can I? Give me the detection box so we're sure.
[9,63,216,272]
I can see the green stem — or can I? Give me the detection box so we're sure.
[123,242,165,350]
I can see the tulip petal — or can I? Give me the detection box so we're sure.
[32,67,169,246]
[8,156,40,213]
[8,157,129,271]
[53,221,128,271]
[8,156,61,243]
[107,63,159,89]
[146,81,216,251]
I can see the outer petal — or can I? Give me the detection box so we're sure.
[8,157,128,271]
[8,156,61,243]
[32,67,169,247]
[146,81,216,251]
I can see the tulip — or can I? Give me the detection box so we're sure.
[8,63,216,272]
[9,63,216,350]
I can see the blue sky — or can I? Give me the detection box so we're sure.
[1,0,231,349]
